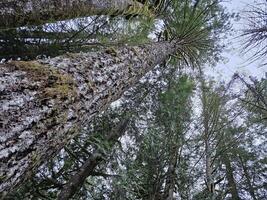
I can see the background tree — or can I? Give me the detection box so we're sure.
[105,75,195,200]
[0,0,152,29]
[0,13,154,60]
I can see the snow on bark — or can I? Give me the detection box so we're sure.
[0,41,177,195]
[0,0,151,29]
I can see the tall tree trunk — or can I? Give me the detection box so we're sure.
[58,118,129,200]
[205,139,214,197]
[164,152,178,200]
[200,79,215,199]
[0,0,151,29]
[239,156,258,200]
[0,40,179,195]
[162,120,178,200]
[223,154,240,200]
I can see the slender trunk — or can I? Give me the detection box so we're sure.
[239,156,258,200]
[58,119,129,200]
[205,139,214,195]
[0,0,151,29]
[223,154,240,200]
[201,79,215,199]
[164,157,177,200]
[205,137,215,200]
[0,40,179,195]
[164,129,179,200]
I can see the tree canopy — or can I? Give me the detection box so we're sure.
[0,0,266,199]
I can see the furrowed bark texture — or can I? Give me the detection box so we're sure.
[0,0,151,29]
[0,41,177,195]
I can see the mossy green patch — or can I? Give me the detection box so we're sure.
[105,47,118,57]
[126,2,153,18]
[43,71,77,100]
[11,61,49,79]
[10,61,77,101]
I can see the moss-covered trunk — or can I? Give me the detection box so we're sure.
[0,0,151,29]
[0,41,178,195]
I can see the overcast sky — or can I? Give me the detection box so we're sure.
[206,0,266,81]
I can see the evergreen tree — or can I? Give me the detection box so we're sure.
[0,0,152,29]
[0,0,233,198]
[0,0,227,194]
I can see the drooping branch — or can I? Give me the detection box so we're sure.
[240,0,267,65]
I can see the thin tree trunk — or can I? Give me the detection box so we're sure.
[164,156,177,200]
[163,123,180,200]
[200,79,215,199]
[223,154,240,200]
[0,0,151,29]
[0,40,179,195]
[58,119,129,200]
[205,139,214,196]
[239,156,258,200]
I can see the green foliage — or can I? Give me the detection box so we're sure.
[4,1,266,200]
[240,0,267,66]
[160,0,231,67]
[97,16,155,45]
[108,76,195,199]
[234,74,267,125]
[244,77,267,123]
[0,14,155,60]
[157,75,194,132]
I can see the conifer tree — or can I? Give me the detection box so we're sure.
[0,0,152,29]
[0,0,230,196]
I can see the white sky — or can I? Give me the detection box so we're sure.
[206,0,267,81]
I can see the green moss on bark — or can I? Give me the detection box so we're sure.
[10,61,77,100]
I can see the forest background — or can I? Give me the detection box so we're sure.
[0,0,266,199]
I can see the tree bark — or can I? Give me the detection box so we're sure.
[239,156,258,200]
[164,156,177,200]
[200,79,215,199]
[0,40,179,195]
[163,138,179,200]
[0,0,151,29]
[57,119,129,200]
[223,154,240,200]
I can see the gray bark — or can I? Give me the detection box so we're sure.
[164,156,177,200]
[239,156,258,200]
[223,154,240,200]
[58,118,129,200]
[0,0,151,29]
[200,79,215,199]
[163,140,179,200]
[0,40,178,196]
